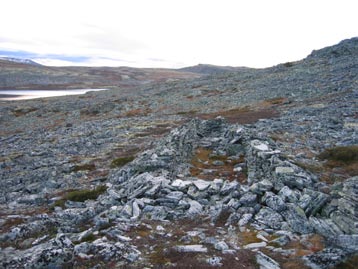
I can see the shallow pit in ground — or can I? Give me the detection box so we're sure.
[189,147,247,183]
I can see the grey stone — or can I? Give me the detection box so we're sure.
[165,191,184,201]
[238,213,253,226]
[335,234,358,251]
[227,198,241,209]
[299,189,330,216]
[263,192,287,212]
[220,180,239,195]
[214,241,229,251]
[132,200,141,219]
[239,192,257,206]
[278,186,301,203]
[250,179,273,194]
[187,200,203,217]
[74,242,91,255]
[207,256,223,266]
[121,204,133,218]
[270,235,290,247]
[281,204,313,234]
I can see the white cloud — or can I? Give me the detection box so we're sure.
[0,0,357,68]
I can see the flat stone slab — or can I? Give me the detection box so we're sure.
[175,244,208,253]
[251,140,270,151]
[275,167,294,174]
[171,179,192,188]
[193,179,211,191]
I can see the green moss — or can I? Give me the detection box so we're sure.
[80,233,96,243]
[318,145,358,164]
[52,199,66,209]
[65,185,108,202]
[52,185,108,209]
[110,156,135,168]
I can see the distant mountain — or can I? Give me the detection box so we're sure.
[178,64,247,74]
[0,57,42,66]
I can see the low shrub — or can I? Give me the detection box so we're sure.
[318,145,358,164]
[283,61,294,67]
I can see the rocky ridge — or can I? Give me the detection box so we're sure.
[0,37,357,268]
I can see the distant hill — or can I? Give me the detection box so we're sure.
[0,59,200,90]
[179,64,247,74]
[0,57,41,66]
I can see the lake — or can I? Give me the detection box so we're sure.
[0,89,107,101]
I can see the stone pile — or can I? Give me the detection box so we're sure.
[2,118,357,268]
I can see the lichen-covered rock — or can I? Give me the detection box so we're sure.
[254,207,284,230]
[304,248,348,269]
[329,177,358,234]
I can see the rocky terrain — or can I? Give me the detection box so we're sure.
[0,37,357,268]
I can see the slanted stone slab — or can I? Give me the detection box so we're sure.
[256,251,280,269]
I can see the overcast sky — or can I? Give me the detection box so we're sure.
[0,0,357,68]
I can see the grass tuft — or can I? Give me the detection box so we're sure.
[72,163,96,172]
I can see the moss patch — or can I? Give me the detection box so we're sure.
[110,156,135,168]
[53,185,108,209]
[65,185,108,202]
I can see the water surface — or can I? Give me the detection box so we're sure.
[0,89,107,101]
